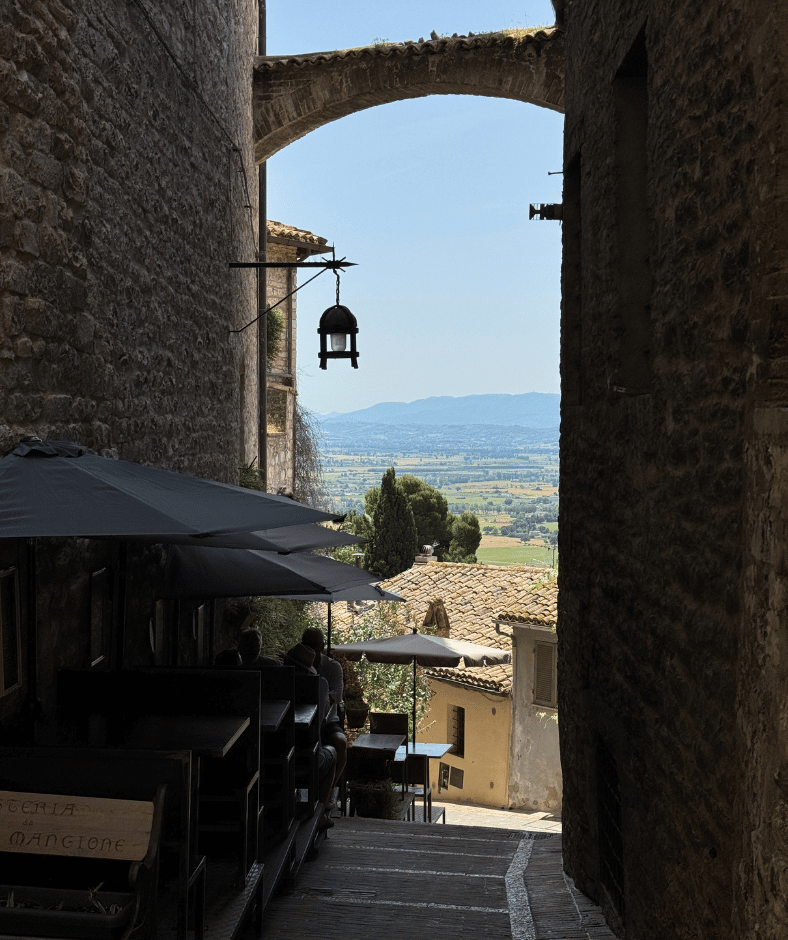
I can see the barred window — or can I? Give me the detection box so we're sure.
[449,704,465,758]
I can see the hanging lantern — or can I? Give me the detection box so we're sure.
[317,272,359,369]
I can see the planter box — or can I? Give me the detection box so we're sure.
[0,885,134,939]
[348,781,401,819]
[345,706,369,729]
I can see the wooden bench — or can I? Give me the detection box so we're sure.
[0,785,165,940]
[58,668,262,889]
[0,745,203,940]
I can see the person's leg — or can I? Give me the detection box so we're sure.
[330,730,347,788]
[318,745,337,804]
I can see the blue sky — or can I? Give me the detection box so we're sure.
[265,2,563,415]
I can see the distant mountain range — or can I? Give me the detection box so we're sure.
[319,393,560,429]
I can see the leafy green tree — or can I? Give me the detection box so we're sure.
[363,468,418,578]
[221,596,321,659]
[397,474,453,554]
[364,474,453,559]
[446,511,482,563]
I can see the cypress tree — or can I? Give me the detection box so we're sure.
[364,467,418,578]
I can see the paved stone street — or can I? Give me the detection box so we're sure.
[432,799,563,833]
[260,803,617,939]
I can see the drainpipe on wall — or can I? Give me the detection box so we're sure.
[257,0,267,484]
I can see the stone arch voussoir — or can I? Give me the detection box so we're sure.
[253,30,565,164]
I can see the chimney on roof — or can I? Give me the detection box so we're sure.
[414,544,434,565]
[423,598,450,638]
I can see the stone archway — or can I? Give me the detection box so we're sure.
[253,29,565,164]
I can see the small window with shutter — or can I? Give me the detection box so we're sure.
[0,568,22,697]
[448,704,465,757]
[533,640,557,707]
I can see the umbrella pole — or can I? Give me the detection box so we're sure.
[412,655,416,749]
[327,602,332,654]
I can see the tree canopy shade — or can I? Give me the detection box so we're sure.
[446,511,482,563]
[398,474,454,551]
[363,467,418,578]
[360,471,483,565]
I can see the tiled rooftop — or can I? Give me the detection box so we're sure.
[266,219,329,252]
[256,27,560,70]
[331,562,558,694]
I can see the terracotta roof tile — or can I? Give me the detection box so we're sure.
[330,562,558,694]
[496,581,558,629]
[266,220,329,252]
[256,28,560,71]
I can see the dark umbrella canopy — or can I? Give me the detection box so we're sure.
[332,632,511,668]
[0,439,337,539]
[280,584,402,603]
[161,544,387,600]
[332,629,511,745]
[177,523,364,553]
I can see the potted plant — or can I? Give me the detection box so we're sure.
[0,884,135,940]
[348,778,402,819]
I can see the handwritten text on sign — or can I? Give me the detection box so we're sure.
[0,790,154,861]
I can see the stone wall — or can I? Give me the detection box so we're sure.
[1,0,259,480]
[253,31,565,163]
[0,0,258,734]
[558,0,787,937]
[265,241,296,493]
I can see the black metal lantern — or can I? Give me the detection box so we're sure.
[318,304,359,369]
[318,271,358,369]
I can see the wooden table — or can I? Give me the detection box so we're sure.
[394,742,453,761]
[293,704,317,727]
[120,715,254,885]
[353,732,407,759]
[394,742,453,812]
[122,715,251,757]
[260,701,290,734]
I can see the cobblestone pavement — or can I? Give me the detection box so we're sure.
[430,802,618,938]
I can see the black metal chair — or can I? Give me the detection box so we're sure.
[404,753,432,822]
[370,712,409,797]
[369,711,409,737]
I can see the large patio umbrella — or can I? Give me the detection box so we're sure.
[0,438,339,540]
[161,544,389,600]
[277,583,404,652]
[332,627,512,746]
[183,524,363,553]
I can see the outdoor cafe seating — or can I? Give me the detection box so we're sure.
[51,662,330,938]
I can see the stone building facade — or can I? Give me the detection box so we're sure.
[558,1,788,938]
[5,3,788,937]
[0,0,260,733]
[264,220,328,494]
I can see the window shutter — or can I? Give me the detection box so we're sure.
[534,641,556,706]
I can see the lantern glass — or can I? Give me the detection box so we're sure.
[330,333,347,352]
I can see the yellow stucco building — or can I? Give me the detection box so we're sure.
[333,559,560,811]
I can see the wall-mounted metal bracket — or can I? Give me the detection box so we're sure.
[529,203,563,221]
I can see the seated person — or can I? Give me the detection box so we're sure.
[301,627,347,796]
[238,627,281,667]
[214,648,242,666]
[283,642,337,829]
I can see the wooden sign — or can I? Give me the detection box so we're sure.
[0,790,154,861]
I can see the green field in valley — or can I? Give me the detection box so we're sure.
[476,542,557,568]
